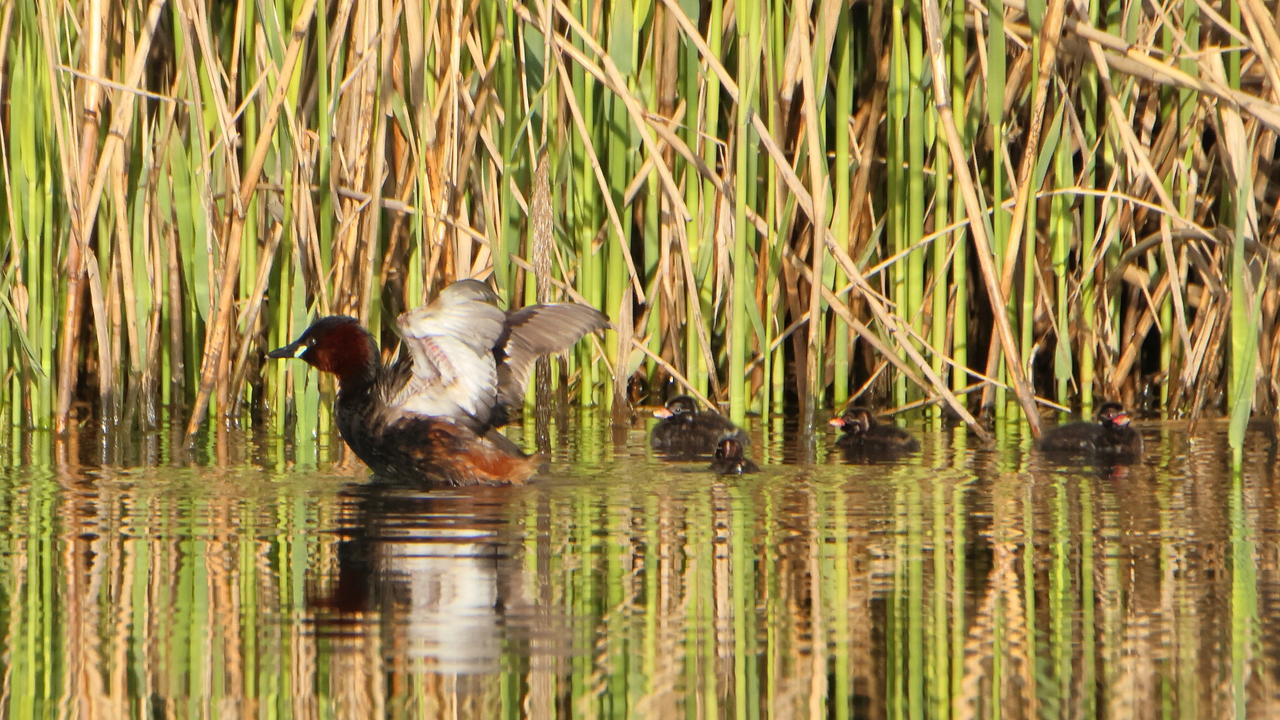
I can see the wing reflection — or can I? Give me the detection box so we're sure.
[308,478,526,674]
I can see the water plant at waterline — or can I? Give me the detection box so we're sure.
[3,0,1278,448]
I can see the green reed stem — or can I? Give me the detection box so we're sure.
[494,3,519,299]
[1174,0,1199,411]
[690,0,721,401]
[569,0,599,404]
[1052,112,1072,405]
[888,6,907,409]
[766,0,786,417]
[832,20,852,408]
[730,0,760,425]
[930,2,950,428]
[681,121,704,398]
[604,7,633,409]
[987,0,1008,419]
[949,0,969,399]
[1227,183,1257,450]
[906,0,927,409]
[1079,6,1099,415]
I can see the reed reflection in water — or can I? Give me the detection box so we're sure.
[0,418,1277,718]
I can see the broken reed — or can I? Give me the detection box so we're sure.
[1,0,1277,448]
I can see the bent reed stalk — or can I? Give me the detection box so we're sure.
[1,0,1277,448]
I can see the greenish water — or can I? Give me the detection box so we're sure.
[1,415,1277,718]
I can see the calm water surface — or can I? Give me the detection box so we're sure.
[2,414,1279,718]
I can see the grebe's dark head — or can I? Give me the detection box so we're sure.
[1096,402,1131,429]
[268,315,378,384]
[715,436,746,461]
[654,395,699,419]
[829,406,875,435]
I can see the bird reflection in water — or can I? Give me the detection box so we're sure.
[307,478,532,675]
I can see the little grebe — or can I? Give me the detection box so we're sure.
[268,279,608,486]
[829,407,920,460]
[650,395,747,457]
[709,436,758,475]
[1037,402,1142,458]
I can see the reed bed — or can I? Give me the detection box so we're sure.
[2,0,1278,445]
